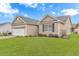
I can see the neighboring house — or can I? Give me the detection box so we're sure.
[73,23,79,34]
[0,22,11,33]
[11,15,72,37]
[71,24,76,32]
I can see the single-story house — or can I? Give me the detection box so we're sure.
[0,22,11,33]
[73,23,79,34]
[11,15,72,37]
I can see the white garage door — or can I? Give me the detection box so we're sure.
[12,28,25,36]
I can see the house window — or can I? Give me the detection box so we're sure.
[43,24,53,32]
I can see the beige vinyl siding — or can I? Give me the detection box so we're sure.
[12,25,25,28]
[13,17,25,24]
[64,18,72,35]
[27,24,38,36]
[58,23,65,36]
[42,16,54,22]
[0,23,11,33]
[24,25,27,35]
[39,23,59,36]
[55,22,60,35]
[11,15,72,36]
[39,15,60,36]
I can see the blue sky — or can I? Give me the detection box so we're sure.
[0,3,79,24]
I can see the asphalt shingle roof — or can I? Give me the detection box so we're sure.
[16,15,70,24]
[43,15,70,23]
[16,16,39,25]
[56,15,70,23]
[0,22,11,26]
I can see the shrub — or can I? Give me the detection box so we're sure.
[38,34,47,37]
[38,34,43,36]
[8,32,12,35]
[3,32,8,36]
[0,32,12,36]
[15,36,24,38]
[25,35,38,37]
[60,30,67,38]
[75,32,78,34]
[54,34,59,38]
[0,32,3,36]
[43,34,47,37]
[48,34,54,37]
[48,34,59,38]
[25,36,28,37]
[28,35,32,37]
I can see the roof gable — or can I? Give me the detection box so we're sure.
[56,15,71,23]
[0,22,11,27]
[12,16,39,25]
[12,16,25,25]
[40,14,68,23]
[20,16,38,24]
[12,15,72,25]
[41,15,59,22]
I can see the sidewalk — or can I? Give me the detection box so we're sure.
[0,36,15,39]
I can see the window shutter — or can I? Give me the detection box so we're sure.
[52,24,54,32]
[42,24,44,32]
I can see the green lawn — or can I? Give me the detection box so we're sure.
[0,34,79,56]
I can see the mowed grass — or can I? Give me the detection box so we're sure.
[0,34,79,56]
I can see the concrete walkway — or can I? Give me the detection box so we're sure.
[0,36,15,39]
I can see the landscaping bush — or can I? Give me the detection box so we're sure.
[8,32,12,35]
[54,34,59,38]
[0,32,3,36]
[60,30,67,38]
[15,36,24,38]
[28,35,33,37]
[3,32,8,36]
[38,34,43,36]
[25,36,28,37]
[26,35,38,37]
[0,32,12,36]
[43,34,47,37]
[25,35,38,37]
[48,34,59,38]
[38,34,47,37]
[48,34,54,37]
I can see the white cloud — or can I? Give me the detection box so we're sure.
[27,3,38,8]
[51,11,56,15]
[0,14,2,17]
[0,3,20,23]
[39,4,55,13]
[20,3,38,8]
[37,4,47,12]
[19,12,29,17]
[0,3,19,14]
[61,8,79,16]
[41,6,46,12]
[24,14,29,17]
[49,5,54,8]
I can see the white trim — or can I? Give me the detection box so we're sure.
[43,24,52,32]
[12,16,26,25]
[57,23,61,37]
